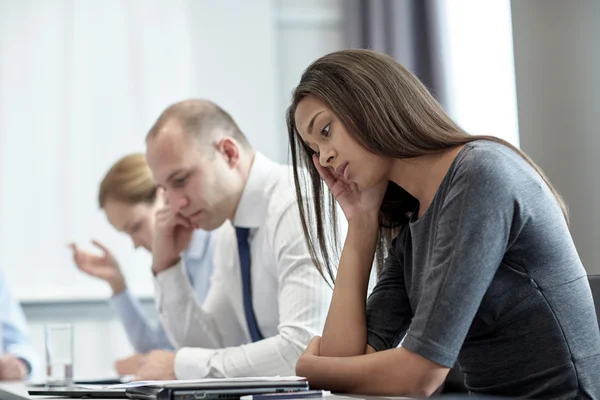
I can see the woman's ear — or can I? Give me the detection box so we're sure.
[215,137,241,168]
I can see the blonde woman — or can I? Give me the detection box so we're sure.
[69,154,215,375]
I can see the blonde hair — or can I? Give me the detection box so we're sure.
[98,153,156,208]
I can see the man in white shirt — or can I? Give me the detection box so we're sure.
[135,99,332,379]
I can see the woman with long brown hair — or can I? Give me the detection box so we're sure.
[288,49,600,398]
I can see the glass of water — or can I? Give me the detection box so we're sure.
[45,323,74,386]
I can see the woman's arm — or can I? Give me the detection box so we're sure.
[297,342,449,397]
[310,157,409,357]
[110,290,174,352]
[319,214,379,357]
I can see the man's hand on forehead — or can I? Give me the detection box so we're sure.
[151,189,195,274]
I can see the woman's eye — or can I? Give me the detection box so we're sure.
[320,124,330,138]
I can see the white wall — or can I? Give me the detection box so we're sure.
[436,0,519,146]
[274,0,344,163]
[511,0,600,274]
[18,0,346,381]
[0,0,278,303]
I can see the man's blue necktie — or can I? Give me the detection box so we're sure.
[235,227,263,342]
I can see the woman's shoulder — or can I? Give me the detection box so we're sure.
[439,139,563,224]
[451,139,544,191]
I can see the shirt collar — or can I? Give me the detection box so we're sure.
[233,152,279,228]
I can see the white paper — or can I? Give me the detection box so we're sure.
[78,376,306,390]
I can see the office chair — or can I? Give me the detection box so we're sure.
[587,274,600,328]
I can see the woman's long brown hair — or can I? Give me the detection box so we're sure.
[286,49,567,283]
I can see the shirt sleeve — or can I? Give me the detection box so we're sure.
[109,289,173,353]
[0,275,38,378]
[155,256,243,353]
[401,150,515,368]
[174,203,332,379]
[366,230,413,351]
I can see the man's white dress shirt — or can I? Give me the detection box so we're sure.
[154,153,333,378]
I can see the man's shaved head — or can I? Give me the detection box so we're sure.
[146,99,250,149]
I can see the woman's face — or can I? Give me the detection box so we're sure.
[294,95,392,190]
[103,198,158,252]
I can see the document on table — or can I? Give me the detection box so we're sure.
[77,376,306,390]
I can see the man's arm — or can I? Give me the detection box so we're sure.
[151,207,243,352]
[154,257,241,351]
[173,205,332,379]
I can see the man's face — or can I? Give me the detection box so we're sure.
[146,122,235,231]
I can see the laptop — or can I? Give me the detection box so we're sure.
[125,379,309,400]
